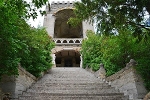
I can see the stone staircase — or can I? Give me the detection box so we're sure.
[18,67,128,100]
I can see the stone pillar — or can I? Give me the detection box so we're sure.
[80,55,82,68]
[126,59,137,69]
[82,21,94,38]
[98,63,106,79]
[43,14,55,38]
[51,54,56,67]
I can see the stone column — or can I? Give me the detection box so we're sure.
[51,54,56,67]
[80,55,82,68]
[43,14,55,38]
[98,63,106,79]
[82,21,94,38]
[126,59,137,69]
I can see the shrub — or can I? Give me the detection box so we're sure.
[18,26,55,77]
[81,29,150,90]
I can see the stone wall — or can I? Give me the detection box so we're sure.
[84,60,148,100]
[0,67,36,99]
[106,67,147,100]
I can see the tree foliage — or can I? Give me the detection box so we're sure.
[0,0,53,78]
[81,30,150,90]
[71,0,150,39]
[81,30,102,71]
[17,22,55,77]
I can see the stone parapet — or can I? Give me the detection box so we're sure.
[0,66,37,99]
[106,66,147,100]
[84,60,148,100]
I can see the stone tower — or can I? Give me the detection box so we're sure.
[43,1,94,67]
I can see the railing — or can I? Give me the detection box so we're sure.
[53,38,83,45]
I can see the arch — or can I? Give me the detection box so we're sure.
[54,9,83,38]
[56,40,61,43]
[69,40,74,43]
[63,40,67,43]
[55,50,81,67]
[53,8,74,16]
[75,40,80,43]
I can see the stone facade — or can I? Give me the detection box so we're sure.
[43,1,94,67]
[0,67,36,99]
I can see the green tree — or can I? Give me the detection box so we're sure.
[0,0,51,78]
[17,24,55,77]
[81,30,102,71]
[71,0,150,39]
[81,29,150,90]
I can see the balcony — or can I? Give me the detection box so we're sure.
[53,38,83,46]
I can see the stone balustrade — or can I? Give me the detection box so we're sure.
[53,38,83,45]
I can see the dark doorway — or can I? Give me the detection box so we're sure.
[55,50,80,67]
[65,59,72,67]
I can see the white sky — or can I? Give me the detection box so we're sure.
[27,0,80,28]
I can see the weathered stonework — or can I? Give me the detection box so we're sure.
[84,61,147,100]
[43,1,94,68]
[0,67,36,99]
[106,67,147,100]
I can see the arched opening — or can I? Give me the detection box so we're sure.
[63,40,67,43]
[69,40,74,43]
[75,40,80,43]
[54,9,83,38]
[56,40,61,43]
[55,50,80,67]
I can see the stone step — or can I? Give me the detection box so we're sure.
[33,81,104,85]
[18,67,128,100]
[36,79,102,83]
[25,88,119,94]
[39,75,97,80]
[28,87,113,91]
[31,83,111,88]
[19,93,125,100]
[19,96,124,100]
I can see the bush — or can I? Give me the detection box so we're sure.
[81,29,150,90]
[81,30,102,70]
[18,25,55,77]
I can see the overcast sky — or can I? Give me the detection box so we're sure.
[27,0,80,28]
